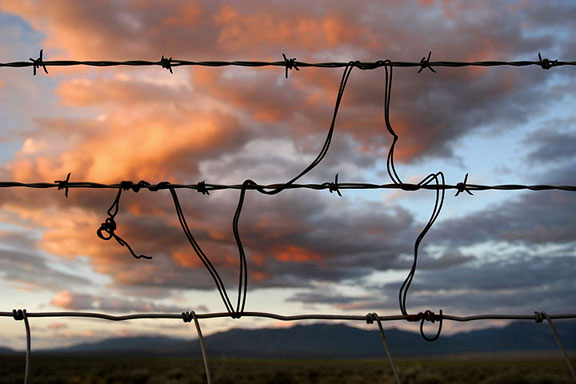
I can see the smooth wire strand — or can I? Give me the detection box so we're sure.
[4,310,576,322]
[536,312,576,383]
[6,310,576,383]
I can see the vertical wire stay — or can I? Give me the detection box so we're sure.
[13,309,31,384]
[183,311,212,384]
[535,312,576,382]
[367,313,402,384]
[165,63,356,317]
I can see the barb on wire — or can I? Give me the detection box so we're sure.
[326,173,342,197]
[282,53,299,78]
[366,313,402,384]
[97,181,152,260]
[13,309,31,384]
[55,172,71,198]
[538,53,558,70]
[535,311,576,382]
[418,51,436,73]
[183,311,212,384]
[160,55,173,73]
[455,173,473,196]
[197,180,209,195]
[29,49,48,76]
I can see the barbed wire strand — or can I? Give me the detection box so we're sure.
[183,311,212,384]
[535,311,576,382]
[2,180,576,192]
[367,313,402,384]
[1,51,574,74]
[12,309,31,384]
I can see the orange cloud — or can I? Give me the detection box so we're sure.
[213,5,371,52]
[274,244,322,263]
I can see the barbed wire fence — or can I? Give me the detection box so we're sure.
[0,51,575,383]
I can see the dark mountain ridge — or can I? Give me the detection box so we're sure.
[5,321,574,359]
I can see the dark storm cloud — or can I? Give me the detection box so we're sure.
[524,121,576,164]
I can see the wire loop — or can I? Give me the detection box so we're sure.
[416,310,443,342]
[97,184,152,260]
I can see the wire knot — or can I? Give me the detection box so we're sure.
[231,312,242,319]
[55,172,71,198]
[149,181,171,191]
[97,217,117,240]
[538,53,557,70]
[328,174,342,197]
[197,181,210,195]
[418,51,436,73]
[282,53,299,79]
[455,173,473,196]
[161,56,173,73]
[29,49,48,76]
[12,309,27,321]
[132,180,150,193]
[182,311,195,323]
[366,312,378,324]
[410,310,443,342]
[534,311,548,323]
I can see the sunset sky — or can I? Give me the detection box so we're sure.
[0,0,575,350]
